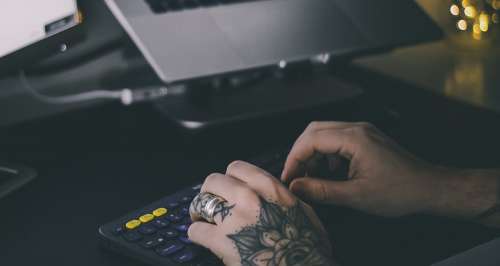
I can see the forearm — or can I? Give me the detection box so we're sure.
[430,168,500,227]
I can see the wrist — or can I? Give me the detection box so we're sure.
[427,167,499,220]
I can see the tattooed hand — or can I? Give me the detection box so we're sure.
[188,161,336,266]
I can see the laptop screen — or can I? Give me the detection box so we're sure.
[0,0,79,59]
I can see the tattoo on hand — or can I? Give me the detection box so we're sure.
[214,202,236,222]
[227,198,333,266]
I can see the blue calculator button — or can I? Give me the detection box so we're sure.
[166,202,180,209]
[155,241,185,257]
[159,229,179,238]
[174,224,189,233]
[138,224,157,235]
[112,226,125,235]
[183,216,192,224]
[180,206,190,216]
[178,235,192,244]
[140,236,166,249]
[123,231,143,242]
[172,247,197,263]
[166,213,183,222]
[152,218,170,229]
[180,196,192,203]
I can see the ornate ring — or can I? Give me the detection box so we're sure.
[189,192,227,224]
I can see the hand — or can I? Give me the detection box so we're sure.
[281,121,444,217]
[188,161,336,266]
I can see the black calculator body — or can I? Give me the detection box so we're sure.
[98,183,220,265]
[98,149,289,265]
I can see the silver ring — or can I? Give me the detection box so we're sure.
[189,192,227,224]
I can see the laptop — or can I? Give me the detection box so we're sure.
[105,0,442,84]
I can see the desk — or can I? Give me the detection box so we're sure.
[1,66,500,266]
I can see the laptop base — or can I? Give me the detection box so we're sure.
[152,69,364,130]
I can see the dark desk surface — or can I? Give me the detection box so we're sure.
[1,66,500,266]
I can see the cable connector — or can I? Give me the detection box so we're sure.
[120,85,185,106]
[19,70,185,106]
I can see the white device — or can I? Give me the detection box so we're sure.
[0,0,79,59]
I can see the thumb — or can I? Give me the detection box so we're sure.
[290,177,359,206]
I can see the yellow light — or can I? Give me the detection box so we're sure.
[464,6,477,18]
[493,0,499,10]
[479,13,489,32]
[76,10,84,23]
[462,0,470,8]
[473,23,481,33]
[450,4,460,16]
[457,19,468,30]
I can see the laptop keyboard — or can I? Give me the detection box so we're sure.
[145,0,255,13]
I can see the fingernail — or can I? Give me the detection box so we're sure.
[290,180,304,196]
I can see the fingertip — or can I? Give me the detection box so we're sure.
[187,222,215,245]
[289,178,309,198]
[280,170,289,182]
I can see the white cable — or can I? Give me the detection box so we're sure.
[18,70,183,105]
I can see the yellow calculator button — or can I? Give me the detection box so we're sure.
[139,213,154,223]
[153,208,168,217]
[125,219,141,230]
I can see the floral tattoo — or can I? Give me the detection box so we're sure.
[227,198,333,266]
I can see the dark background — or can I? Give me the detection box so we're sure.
[1,65,500,266]
[1,1,500,266]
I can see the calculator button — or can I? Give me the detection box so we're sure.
[166,213,183,222]
[180,206,190,216]
[180,196,192,203]
[123,231,143,242]
[159,229,179,238]
[112,226,125,235]
[183,216,192,224]
[152,218,170,229]
[125,219,141,230]
[155,241,185,256]
[178,235,192,244]
[139,213,155,223]
[174,224,189,233]
[138,224,157,235]
[172,247,197,263]
[153,207,168,217]
[140,236,166,249]
[166,202,180,209]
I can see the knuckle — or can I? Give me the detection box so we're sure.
[202,173,223,188]
[306,121,322,131]
[317,182,329,202]
[226,160,244,173]
[352,125,370,137]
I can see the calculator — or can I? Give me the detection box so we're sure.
[98,149,289,265]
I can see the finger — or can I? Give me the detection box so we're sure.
[282,121,361,181]
[201,173,247,202]
[282,128,356,183]
[226,160,293,204]
[188,222,225,258]
[289,177,360,206]
[197,173,247,224]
